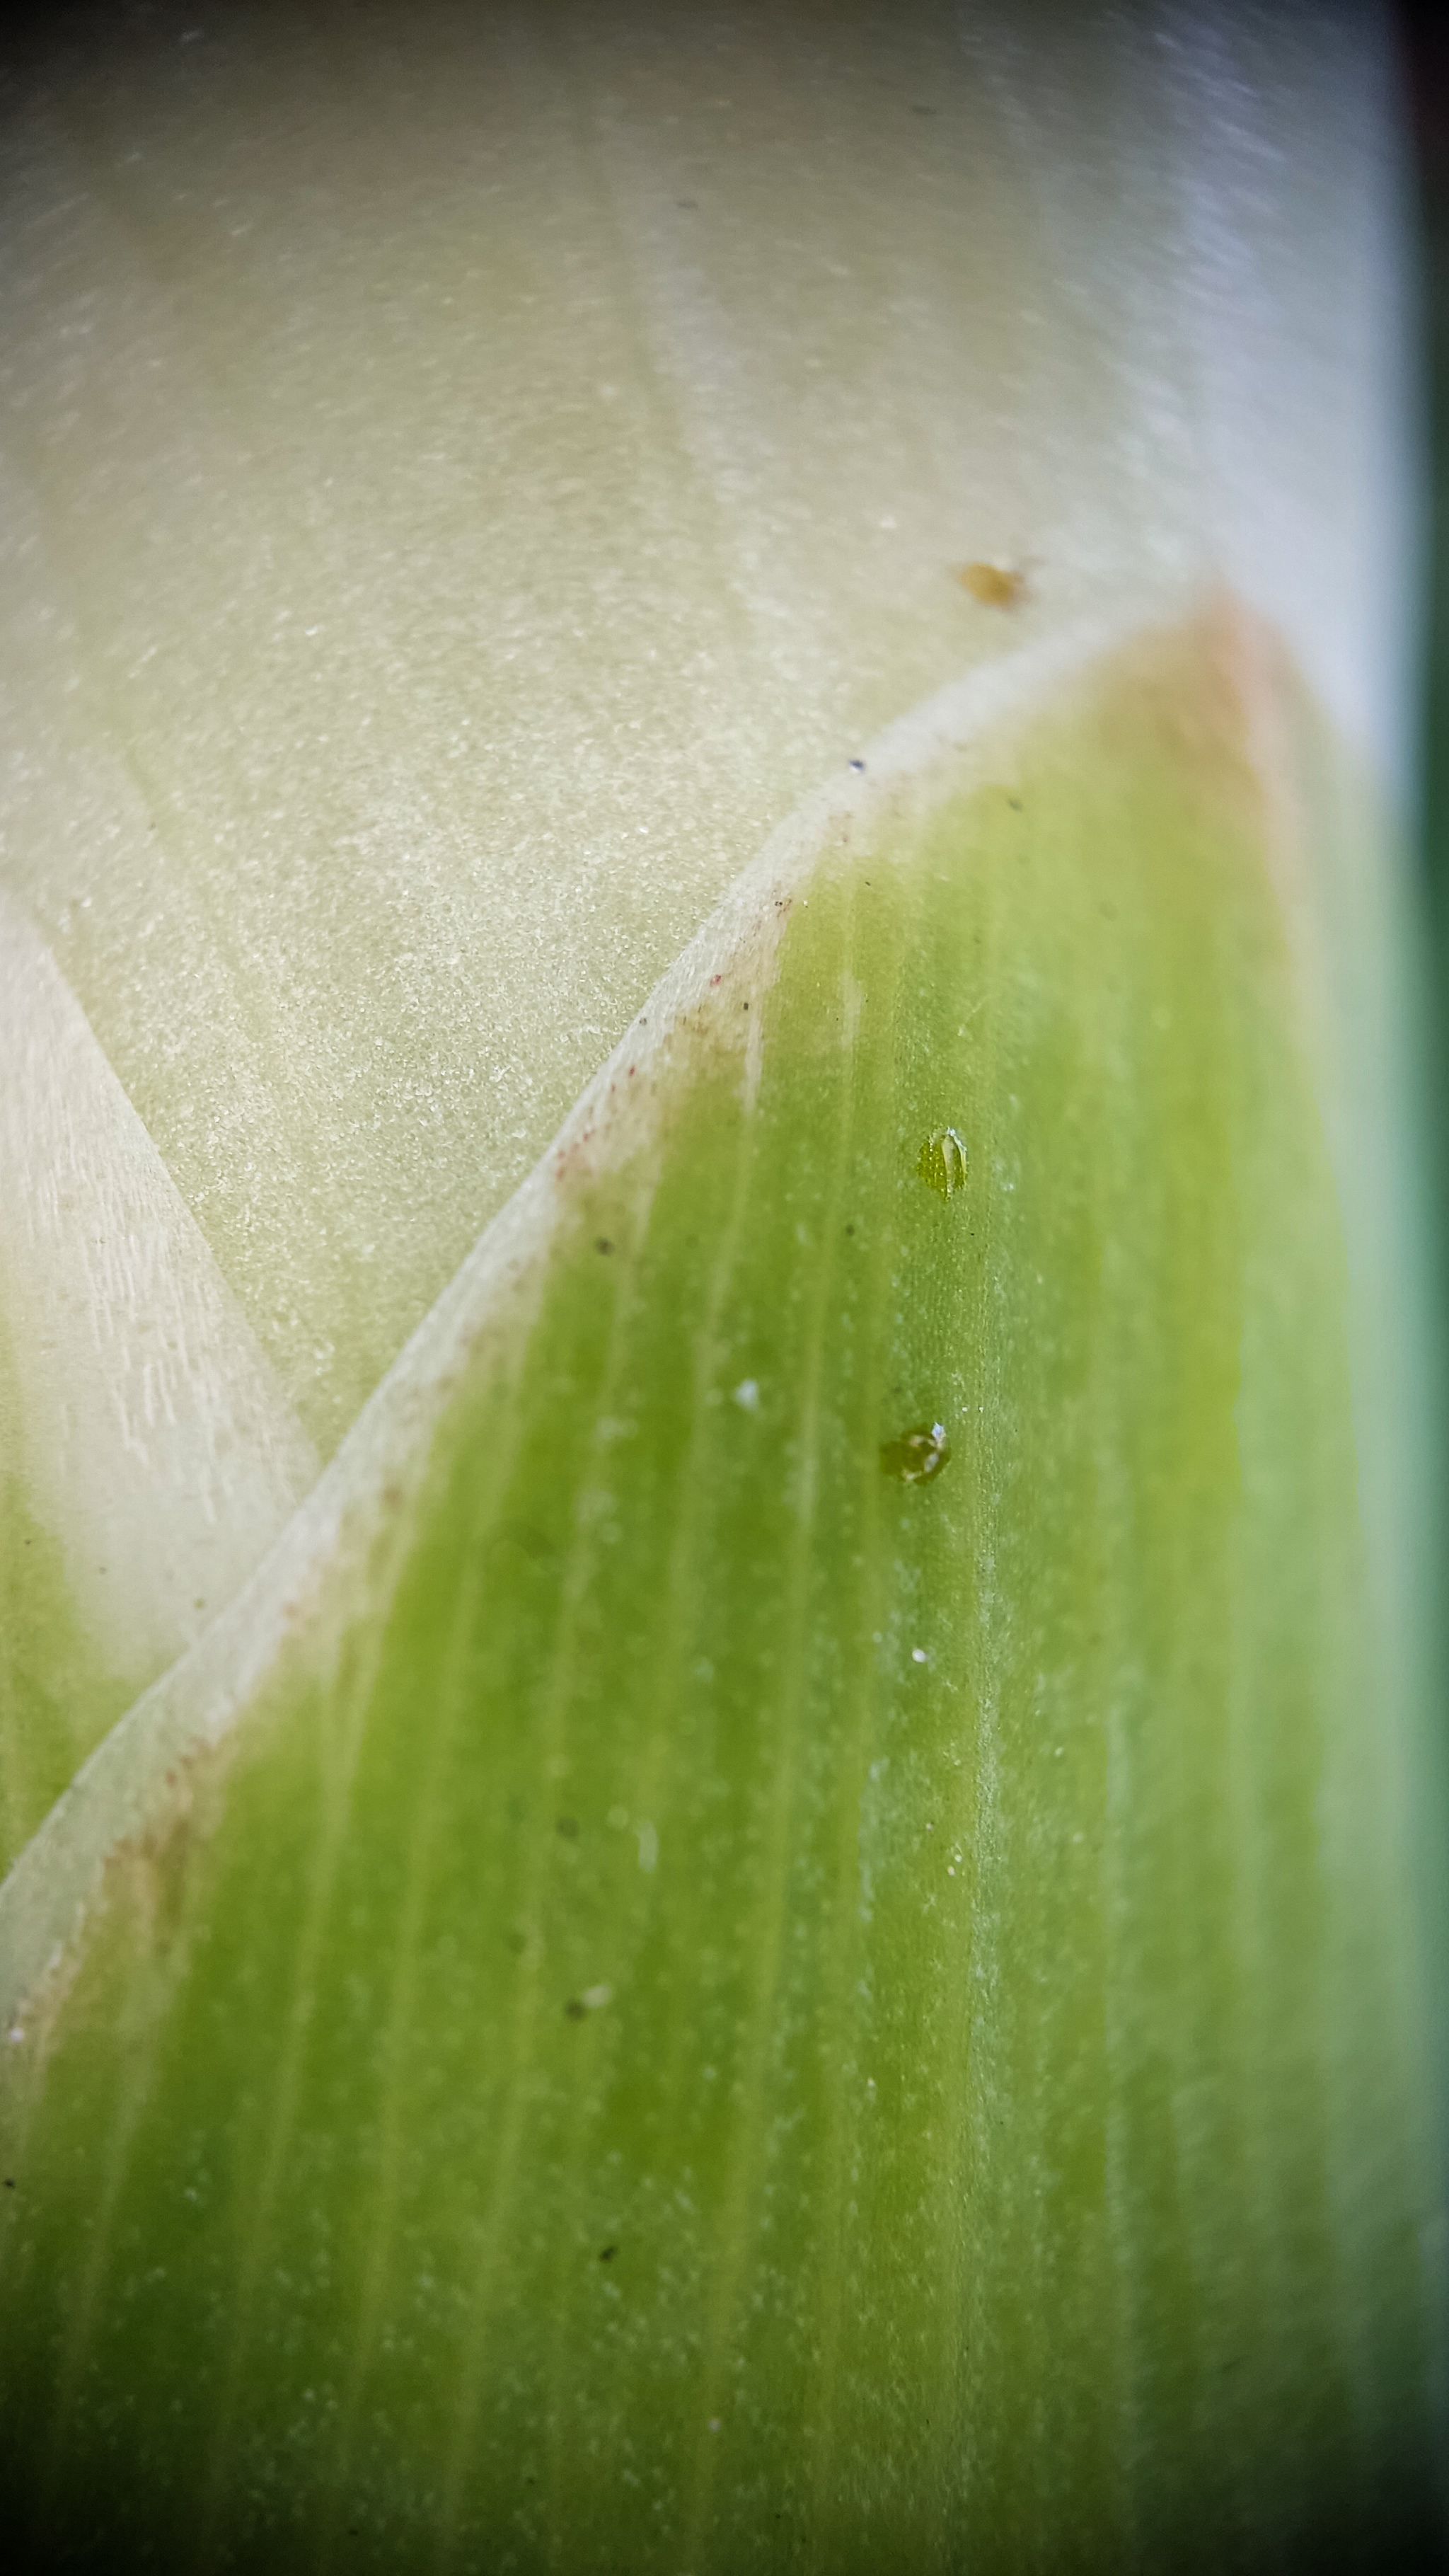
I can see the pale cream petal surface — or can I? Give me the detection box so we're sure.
[0,889,318,1864]
[0,2,1414,1453]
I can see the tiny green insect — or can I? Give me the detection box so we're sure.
[879,1422,951,1484]
[917,1127,969,1194]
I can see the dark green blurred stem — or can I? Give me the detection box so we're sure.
[1394,8,1449,2283]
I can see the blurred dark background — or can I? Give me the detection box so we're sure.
[1400,4,1449,950]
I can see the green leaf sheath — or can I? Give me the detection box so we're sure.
[1,621,1441,2570]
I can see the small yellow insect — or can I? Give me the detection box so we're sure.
[917,1127,969,1195]
[879,1422,952,1485]
[954,560,1024,608]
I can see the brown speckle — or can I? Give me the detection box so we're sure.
[557,1816,579,1839]
[564,1998,587,2021]
[955,561,1024,608]
[596,1238,614,1255]
[599,2243,618,2261]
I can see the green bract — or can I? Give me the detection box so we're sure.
[1,611,1443,2568]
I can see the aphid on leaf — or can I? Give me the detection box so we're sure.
[879,1422,951,1484]
[954,560,1024,607]
[917,1127,968,1195]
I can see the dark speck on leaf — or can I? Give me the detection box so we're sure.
[848,757,865,772]
[1008,798,1022,810]
[557,1816,579,1839]
[596,1238,614,1255]
[565,1999,588,2021]
[3,2178,13,2189]
[600,2244,618,2262]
